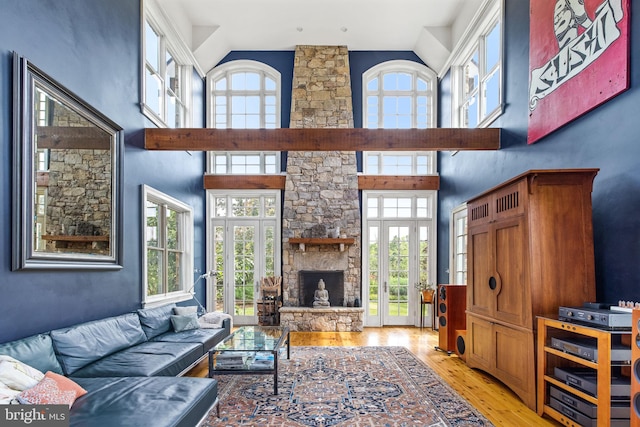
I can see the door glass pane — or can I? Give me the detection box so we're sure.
[233,225,255,316]
[418,226,430,285]
[387,226,409,317]
[213,225,225,311]
[264,225,275,276]
[368,226,379,316]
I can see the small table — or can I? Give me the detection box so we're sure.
[420,290,436,330]
[208,325,290,394]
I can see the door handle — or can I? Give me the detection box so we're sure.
[384,281,388,292]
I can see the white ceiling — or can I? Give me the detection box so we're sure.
[155,0,484,74]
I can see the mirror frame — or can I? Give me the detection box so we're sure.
[12,53,123,270]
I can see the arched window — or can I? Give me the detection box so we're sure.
[206,61,281,174]
[362,60,437,175]
[207,60,280,129]
[363,60,437,130]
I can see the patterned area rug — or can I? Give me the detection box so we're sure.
[203,346,494,426]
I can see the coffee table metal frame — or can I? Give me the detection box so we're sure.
[208,325,290,394]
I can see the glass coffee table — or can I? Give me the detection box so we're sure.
[208,325,290,394]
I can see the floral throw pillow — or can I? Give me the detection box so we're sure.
[16,371,87,408]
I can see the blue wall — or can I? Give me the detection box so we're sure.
[1,0,207,342]
[2,0,637,343]
[437,0,640,303]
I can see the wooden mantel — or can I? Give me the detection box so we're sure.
[144,128,500,152]
[288,237,355,252]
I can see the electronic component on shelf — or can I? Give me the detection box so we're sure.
[554,367,631,399]
[549,385,630,426]
[559,305,632,329]
[551,336,631,363]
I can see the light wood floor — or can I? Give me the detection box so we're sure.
[188,326,561,426]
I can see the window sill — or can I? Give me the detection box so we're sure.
[143,292,192,308]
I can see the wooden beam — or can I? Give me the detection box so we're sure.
[37,126,111,150]
[202,174,439,191]
[203,174,286,189]
[145,128,500,152]
[358,175,440,190]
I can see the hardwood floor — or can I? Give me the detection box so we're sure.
[188,326,561,426]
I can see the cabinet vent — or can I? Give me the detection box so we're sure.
[496,191,519,213]
[471,203,489,221]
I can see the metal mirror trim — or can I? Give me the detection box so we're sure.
[12,53,123,270]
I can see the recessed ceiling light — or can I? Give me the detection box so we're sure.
[340,27,348,32]
[296,27,303,32]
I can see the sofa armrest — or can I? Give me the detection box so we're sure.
[221,318,231,338]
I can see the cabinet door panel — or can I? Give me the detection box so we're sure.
[494,324,536,410]
[494,218,528,326]
[468,226,493,317]
[466,316,494,372]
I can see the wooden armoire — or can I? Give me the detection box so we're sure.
[465,169,598,411]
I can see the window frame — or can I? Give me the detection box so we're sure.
[445,0,504,128]
[362,60,437,130]
[363,151,436,176]
[205,190,282,313]
[206,60,281,129]
[142,185,194,307]
[209,151,280,175]
[449,203,468,285]
[206,60,282,174]
[141,0,198,128]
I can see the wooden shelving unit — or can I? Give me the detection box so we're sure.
[288,237,354,252]
[537,316,631,426]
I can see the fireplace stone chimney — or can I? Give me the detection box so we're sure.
[282,45,361,307]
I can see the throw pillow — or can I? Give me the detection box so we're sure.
[170,314,200,332]
[137,303,177,339]
[0,355,44,391]
[16,371,87,408]
[173,306,198,316]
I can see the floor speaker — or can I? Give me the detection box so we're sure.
[455,329,467,361]
[436,284,466,353]
[632,309,640,426]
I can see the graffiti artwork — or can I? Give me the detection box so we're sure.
[528,0,629,144]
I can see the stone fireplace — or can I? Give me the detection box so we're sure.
[299,270,344,307]
[280,45,363,331]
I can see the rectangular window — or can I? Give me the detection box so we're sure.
[143,185,193,306]
[142,3,194,128]
[210,152,280,175]
[450,0,503,128]
[450,204,468,284]
[364,152,435,175]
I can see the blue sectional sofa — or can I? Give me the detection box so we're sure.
[0,303,230,427]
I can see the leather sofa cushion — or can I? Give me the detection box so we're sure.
[51,313,147,376]
[71,376,218,427]
[152,327,228,353]
[0,333,63,375]
[69,341,201,378]
[137,304,176,340]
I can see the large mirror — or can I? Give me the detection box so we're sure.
[12,53,123,270]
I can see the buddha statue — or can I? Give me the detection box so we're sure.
[313,279,330,307]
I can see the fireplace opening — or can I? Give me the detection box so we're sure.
[299,270,344,307]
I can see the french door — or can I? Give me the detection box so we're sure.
[363,192,436,327]
[206,191,280,325]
